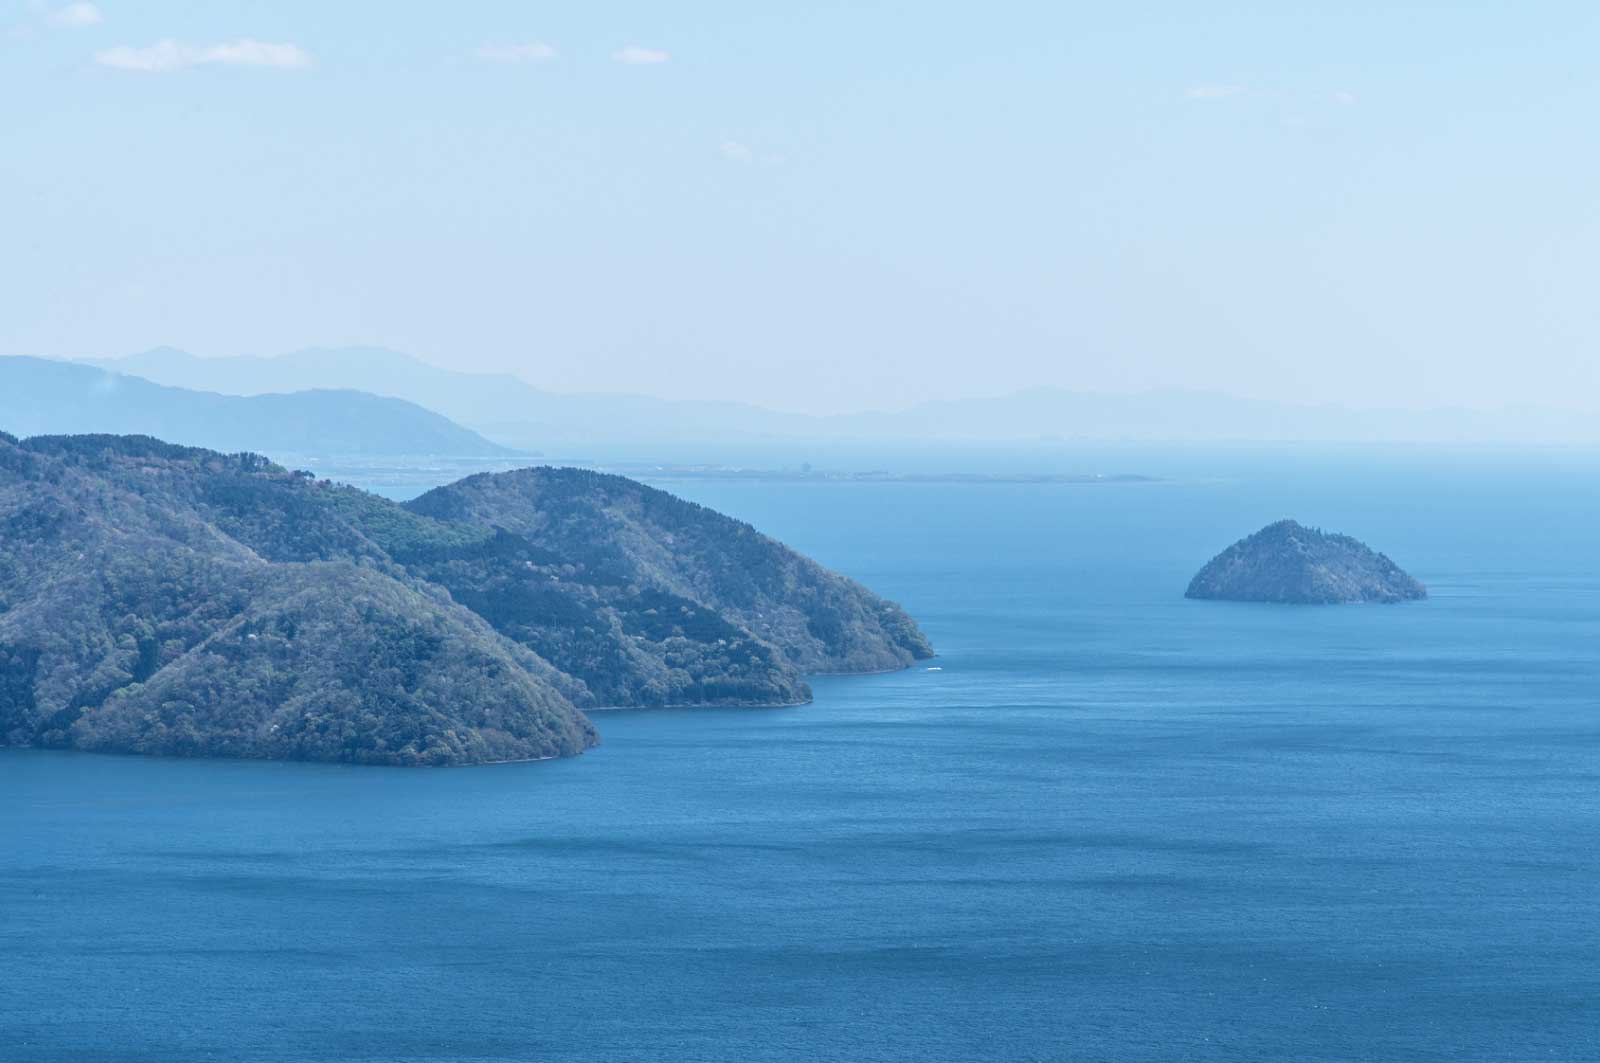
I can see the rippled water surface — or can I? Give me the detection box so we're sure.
[5,448,1599,1061]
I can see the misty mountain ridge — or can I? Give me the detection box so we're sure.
[78,346,1600,446]
[4,356,513,460]
[88,346,808,446]
[63,347,1194,454]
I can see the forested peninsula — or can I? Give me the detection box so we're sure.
[0,433,932,766]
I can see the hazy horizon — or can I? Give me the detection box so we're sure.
[61,343,1600,422]
[5,2,1599,416]
[6,344,1589,449]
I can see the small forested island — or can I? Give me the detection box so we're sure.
[1186,520,1427,605]
[0,432,932,766]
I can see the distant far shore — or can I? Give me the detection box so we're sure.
[622,467,1158,485]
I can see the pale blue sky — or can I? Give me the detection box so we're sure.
[3,1,1597,413]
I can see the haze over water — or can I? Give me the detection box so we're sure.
[5,447,1599,1061]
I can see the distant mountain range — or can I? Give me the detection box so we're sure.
[79,346,1600,447]
[85,346,805,449]
[1,356,512,459]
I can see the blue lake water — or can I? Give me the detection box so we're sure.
[4,447,1600,1061]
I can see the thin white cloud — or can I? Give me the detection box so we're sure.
[94,38,312,72]
[48,2,102,28]
[476,42,557,63]
[720,140,786,166]
[1332,91,1358,105]
[1185,84,1245,100]
[611,45,669,65]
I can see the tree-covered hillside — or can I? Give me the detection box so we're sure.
[0,433,932,766]
[1185,520,1427,604]
[408,467,935,674]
